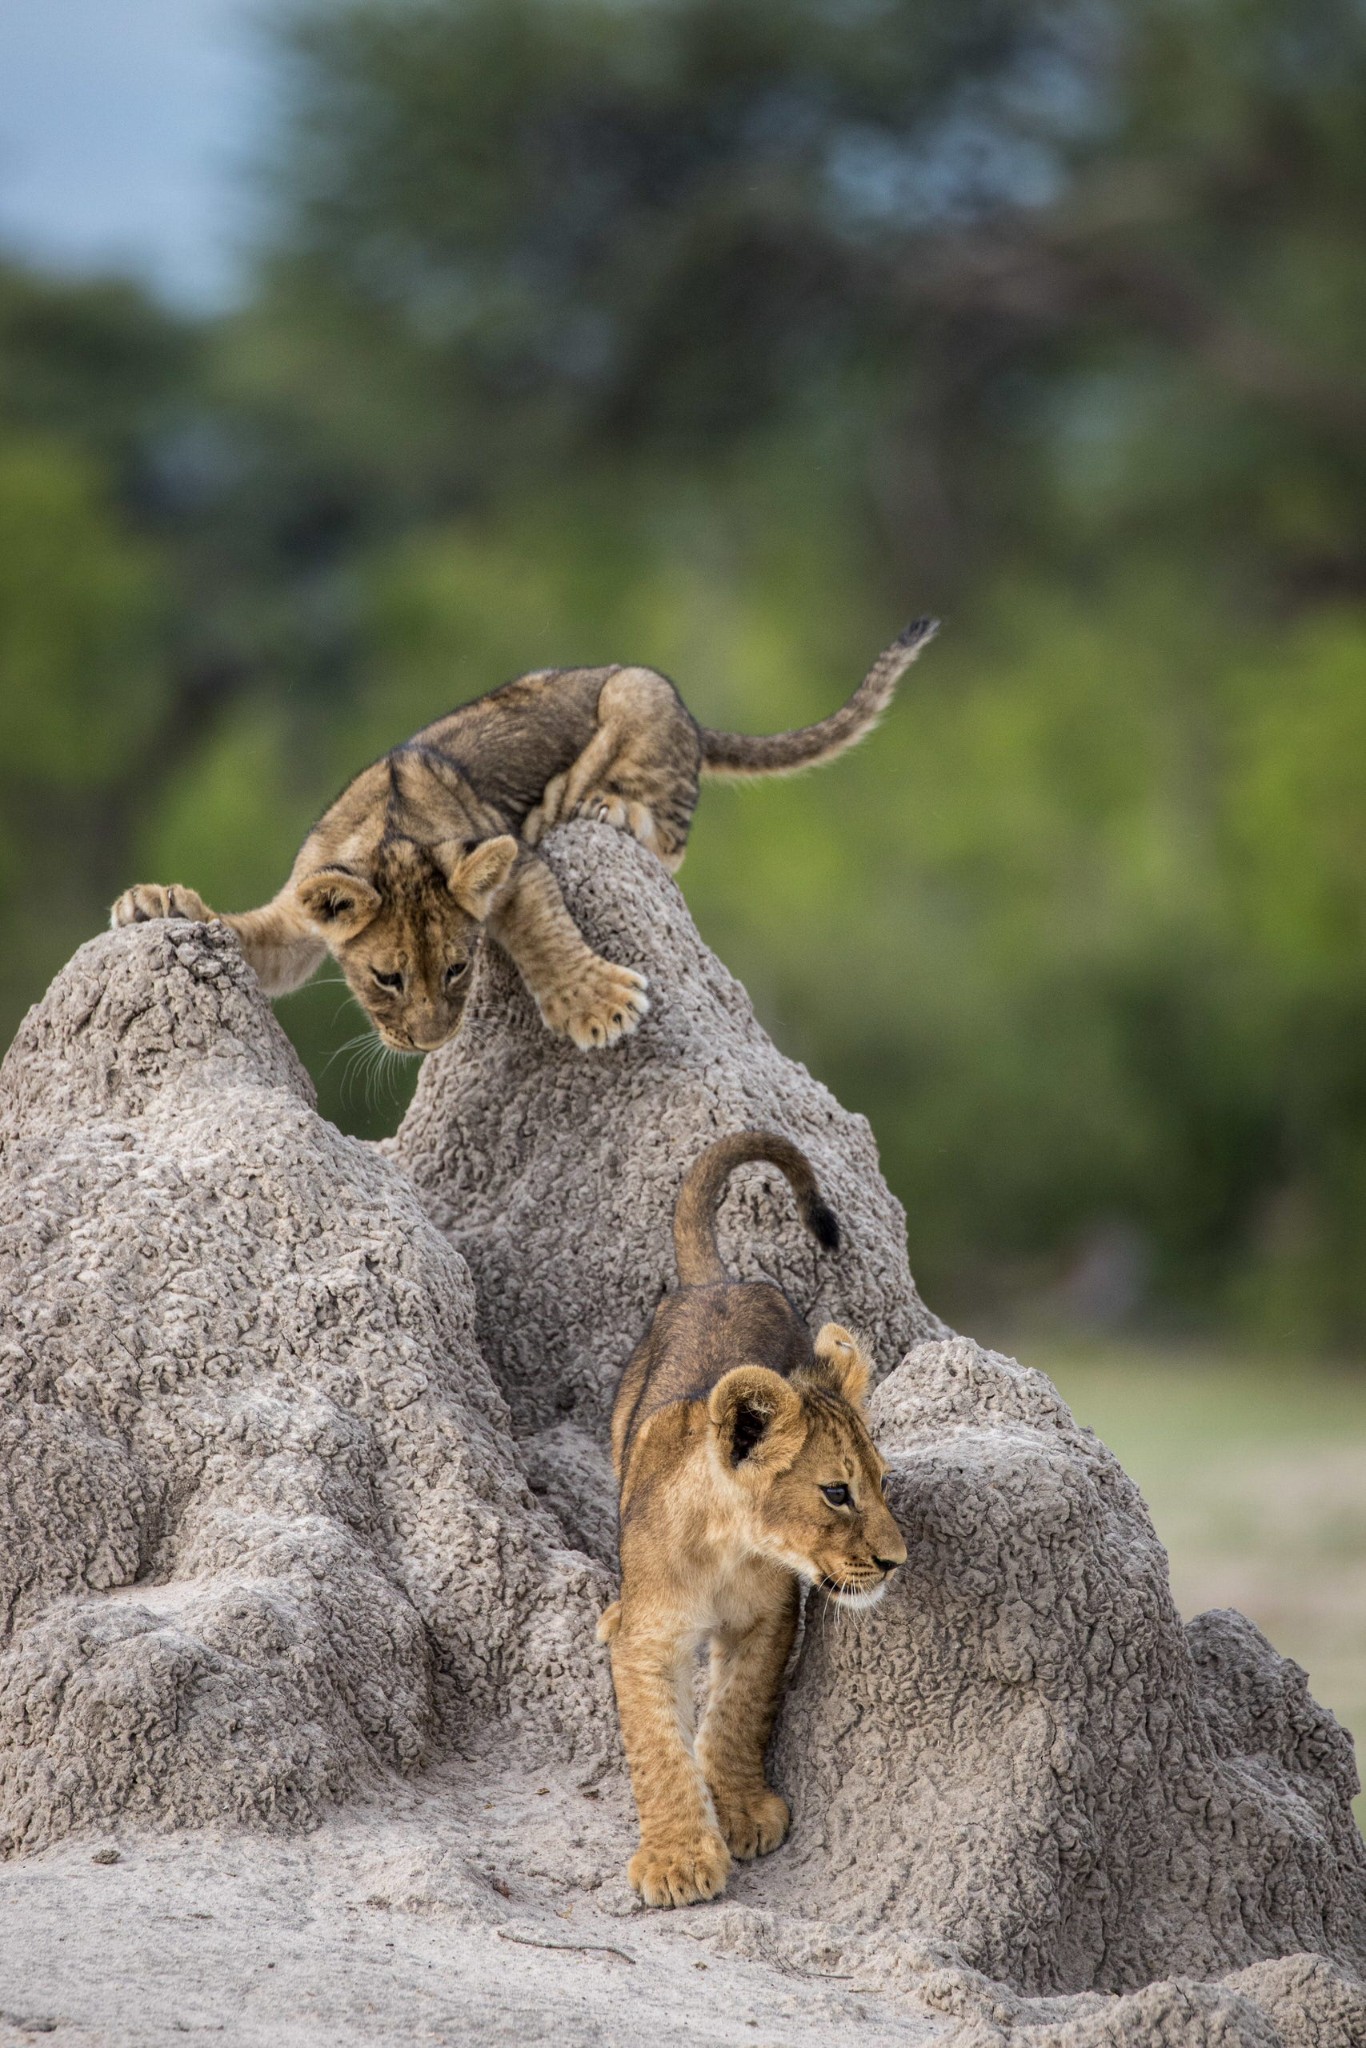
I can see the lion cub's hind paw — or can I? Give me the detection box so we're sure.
[629,1831,731,1909]
[574,788,632,831]
[714,1790,790,1862]
[111,883,212,930]
[571,789,663,854]
[545,957,650,1051]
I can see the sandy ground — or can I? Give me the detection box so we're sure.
[0,1765,950,2048]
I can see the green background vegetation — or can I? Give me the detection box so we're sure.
[3,0,1366,1349]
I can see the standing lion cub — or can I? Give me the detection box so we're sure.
[110,623,936,1055]
[600,1131,907,1909]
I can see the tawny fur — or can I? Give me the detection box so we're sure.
[108,624,937,1055]
[602,1132,907,1909]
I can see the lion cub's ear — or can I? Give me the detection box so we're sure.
[708,1366,804,1472]
[810,1323,872,1406]
[295,867,382,937]
[434,835,519,919]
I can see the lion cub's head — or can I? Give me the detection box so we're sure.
[294,834,518,1053]
[707,1325,907,1607]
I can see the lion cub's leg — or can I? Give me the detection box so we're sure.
[111,887,326,996]
[609,1622,731,1909]
[523,669,701,872]
[487,856,649,1050]
[695,1584,798,1861]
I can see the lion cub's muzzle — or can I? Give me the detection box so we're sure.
[823,1576,895,1610]
[819,1543,906,1609]
[371,1008,467,1054]
[820,1571,896,1609]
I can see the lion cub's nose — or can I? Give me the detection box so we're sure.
[874,1554,903,1574]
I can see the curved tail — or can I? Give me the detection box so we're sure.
[673,1131,840,1287]
[698,617,939,779]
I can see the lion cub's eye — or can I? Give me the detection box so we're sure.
[445,960,469,987]
[821,1484,853,1508]
[371,969,404,993]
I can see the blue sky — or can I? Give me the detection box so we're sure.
[0,0,274,307]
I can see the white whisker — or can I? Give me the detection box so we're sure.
[323,1029,375,1077]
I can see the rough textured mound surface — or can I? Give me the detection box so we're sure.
[2,826,1365,2047]
[0,920,609,1855]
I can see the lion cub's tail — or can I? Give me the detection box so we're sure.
[673,1131,840,1287]
[697,618,938,780]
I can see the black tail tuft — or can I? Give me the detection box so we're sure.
[807,1197,841,1253]
[897,616,940,649]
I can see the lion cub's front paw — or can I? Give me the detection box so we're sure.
[712,1789,790,1862]
[110,883,212,929]
[628,1830,731,1909]
[540,956,650,1050]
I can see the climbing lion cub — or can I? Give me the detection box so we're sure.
[599,1131,907,1909]
[110,623,937,1055]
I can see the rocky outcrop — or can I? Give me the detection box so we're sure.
[1,826,1364,2047]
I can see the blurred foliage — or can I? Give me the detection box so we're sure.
[2,0,1366,1340]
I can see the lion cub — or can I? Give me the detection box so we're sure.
[110,623,936,1057]
[600,1131,907,1909]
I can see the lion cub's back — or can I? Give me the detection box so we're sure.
[414,666,623,825]
[610,1281,813,1479]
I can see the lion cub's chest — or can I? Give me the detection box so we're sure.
[703,1546,789,1635]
